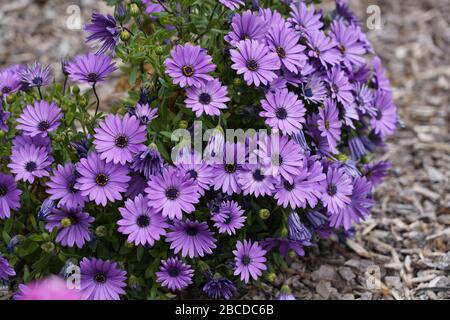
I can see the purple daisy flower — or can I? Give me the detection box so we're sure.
[80,257,127,300]
[166,219,217,258]
[211,142,245,195]
[326,66,354,108]
[19,62,52,88]
[225,10,268,46]
[267,23,306,74]
[288,211,312,243]
[130,146,164,179]
[256,135,304,184]
[0,255,15,281]
[37,198,55,221]
[302,75,327,104]
[230,40,280,87]
[288,2,323,37]
[220,0,244,11]
[306,30,341,69]
[203,277,236,300]
[156,257,194,292]
[185,78,229,117]
[0,69,21,97]
[164,43,216,88]
[75,152,131,207]
[329,177,374,230]
[320,166,353,214]
[46,163,87,209]
[258,8,285,28]
[352,82,375,116]
[85,12,119,54]
[176,152,214,196]
[261,237,308,257]
[211,200,246,235]
[146,166,200,220]
[233,240,267,284]
[363,161,391,189]
[334,0,361,26]
[45,206,94,248]
[348,134,366,160]
[16,100,63,137]
[142,0,164,15]
[274,158,325,209]
[237,164,277,197]
[278,286,296,300]
[130,103,158,125]
[330,20,366,70]
[93,113,147,165]
[118,194,169,246]
[260,88,306,136]
[370,91,397,137]
[0,173,22,220]
[317,98,342,154]
[8,144,51,183]
[66,53,117,84]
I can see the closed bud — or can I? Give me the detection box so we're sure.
[0,131,5,138]
[280,284,292,294]
[72,85,80,95]
[42,233,50,241]
[288,251,297,258]
[336,153,348,162]
[126,241,134,248]
[178,120,189,129]
[6,94,15,104]
[155,46,164,55]
[129,3,140,16]
[266,272,277,283]
[41,241,55,253]
[128,275,140,290]
[259,208,270,220]
[95,225,107,238]
[120,29,131,42]
[79,96,87,108]
[115,3,127,22]
[233,77,242,86]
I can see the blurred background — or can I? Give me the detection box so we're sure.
[0,0,449,299]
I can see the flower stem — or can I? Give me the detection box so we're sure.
[62,76,68,96]
[92,83,100,117]
[37,86,43,100]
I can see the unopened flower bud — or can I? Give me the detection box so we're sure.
[6,94,15,104]
[178,120,189,129]
[120,29,131,42]
[72,85,80,95]
[79,96,87,108]
[155,46,164,56]
[126,241,134,248]
[129,3,140,16]
[259,208,270,220]
[288,251,297,258]
[0,131,5,138]
[280,284,292,294]
[233,77,242,86]
[115,3,127,22]
[336,153,348,162]
[266,272,277,283]
[95,225,107,238]
[41,242,55,253]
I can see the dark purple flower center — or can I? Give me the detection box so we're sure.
[115,135,129,148]
[165,187,179,200]
[339,44,346,54]
[276,46,287,58]
[1,86,11,94]
[0,185,7,197]
[355,96,363,106]
[246,59,259,71]
[137,215,150,228]
[304,87,313,98]
[95,173,109,186]
[225,164,236,173]
[140,115,149,124]
[68,212,80,225]
[283,181,295,191]
[185,226,199,236]
[252,169,265,182]
[182,65,194,77]
[168,267,180,277]
[25,161,37,172]
[32,77,43,86]
[199,93,212,105]
[331,84,340,95]
[375,110,383,120]
[327,184,338,196]
[324,120,330,130]
[38,120,50,131]
[87,73,99,83]
[223,213,232,225]
[275,107,288,120]
[242,255,252,266]
[94,272,107,284]
[187,169,198,180]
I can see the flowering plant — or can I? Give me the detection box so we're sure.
[0,0,397,300]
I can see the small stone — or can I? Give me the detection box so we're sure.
[311,265,337,281]
[316,281,332,300]
[338,267,356,282]
[385,276,402,290]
